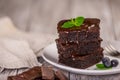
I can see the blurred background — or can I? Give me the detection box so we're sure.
[0,0,120,40]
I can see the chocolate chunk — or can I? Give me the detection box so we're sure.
[21,67,41,80]
[34,77,42,80]
[41,66,55,80]
[7,66,42,80]
[55,70,68,80]
[7,75,27,80]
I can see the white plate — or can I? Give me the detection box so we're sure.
[42,43,120,75]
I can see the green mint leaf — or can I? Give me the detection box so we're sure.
[96,67,112,70]
[61,16,85,28]
[75,16,84,26]
[71,18,75,23]
[62,21,74,28]
[96,64,112,70]
[96,64,105,68]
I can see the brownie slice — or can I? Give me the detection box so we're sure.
[59,48,103,58]
[56,38,102,56]
[57,18,100,43]
[59,51,103,69]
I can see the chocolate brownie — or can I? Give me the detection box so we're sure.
[59,51,103,69]
[56,38,102,56]
[59,48,103,58]
[57,18,100,43]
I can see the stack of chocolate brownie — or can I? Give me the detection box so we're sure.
[56,18,103,69]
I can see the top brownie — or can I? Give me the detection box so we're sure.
[57,18,100,43]
[57,18,100,32]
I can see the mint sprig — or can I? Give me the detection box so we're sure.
[61,21,74,28]
[96,64,112,70]
[62,16,85,28]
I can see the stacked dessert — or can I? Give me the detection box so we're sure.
[56,17,103,69]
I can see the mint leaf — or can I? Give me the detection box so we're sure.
[96,64,112,70]
[75,16,84,26]
[96,64,105,68]
[62,21,74,28]
[71,18,75,24]
[61,16,85,28]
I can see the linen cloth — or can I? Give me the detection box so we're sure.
[0,17,56,69]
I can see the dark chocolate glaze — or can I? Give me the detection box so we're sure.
[57,18,100,32]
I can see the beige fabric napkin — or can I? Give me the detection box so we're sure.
[0,17,56,69]
[0,38,39,68]
[0,17,56,55]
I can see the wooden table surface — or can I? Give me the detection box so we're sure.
[0,0,120,80]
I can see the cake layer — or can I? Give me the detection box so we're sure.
[57,18,100,43]
[56,39,102,56]
[59,51,103,69]
[59,48,103,58]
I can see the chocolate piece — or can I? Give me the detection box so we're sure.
[55,70,68,80]
[21,66,41,80]
[59,51,103,69]
[7,66,42,80]
[59,48,103,58]
[41,66,55,80]
[34,77,42,80]
[8,75,27,80]
[56,39,102,56]
[57,18,100,43]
